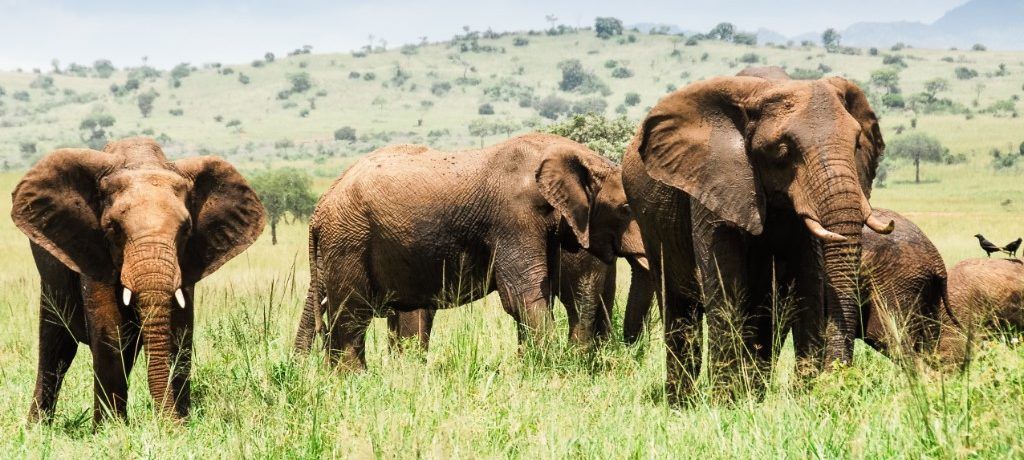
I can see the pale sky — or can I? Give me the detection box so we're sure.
[0,0,967,70]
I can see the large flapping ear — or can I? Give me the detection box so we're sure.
[11,149,122,279]
[632,76,767,235]
[827,76,885,198]
[175,156,266,283]
[536,148,596,248]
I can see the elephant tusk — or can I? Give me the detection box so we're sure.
[321,296,328,306]
[633,255,650,271]
[865,214,895,235]
[803,217,848,243]
[174,289,186,309]
[122,288,133,306]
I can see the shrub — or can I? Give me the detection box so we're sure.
[226,119,241,128]
[251,60,265,68]
[534,94,571,119]
[790,68,824,80]
[972,43,987,51]
[13,90,30,102]
[169,108,184,116]
[955,67,978,80]
[93,59,116,78]
[431,81,452,96]
[274,139,294,149]
[882,55,907,68]
[611,67,634,78]
[557,59,608,95]
[624,92,641,106]
[348,71,361,79]
[137,89,160,117]
[869,47,879,56]
[238,73,251,85]
[334,126,357,142]
[289,72,313,93]
[478,103,495,115]
[881,93,905,108]
[739,53,760,64]
[513,37,529,47]
[170,63,191,80]
[733,33,757,46]
[362,72,376,81]
[541,113,634,162]
[570,97,608,115]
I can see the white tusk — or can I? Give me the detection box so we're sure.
[122,288,132,306]
[174,289,186,309]
[865,214,895,234]
[803,217,848,243]
[321,296,328,306]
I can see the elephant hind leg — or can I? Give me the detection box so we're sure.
[324,263,375,372]
[387,308,435,352]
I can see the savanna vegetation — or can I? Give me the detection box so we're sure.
[0,18,1022,458]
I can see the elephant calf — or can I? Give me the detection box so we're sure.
[12,138,266,423]
[298,134,647,370]
[939,258,1024,362]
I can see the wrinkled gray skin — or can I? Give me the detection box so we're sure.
[293,134,648,370]
[622,69,889,400]
[295,248,652,352]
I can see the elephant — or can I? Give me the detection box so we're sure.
[294,247,652,353]
[621,75,891,399]
[295,134,647,370]
[11,138,266,423]
[852,208,954,359]
[938,258,1024,362]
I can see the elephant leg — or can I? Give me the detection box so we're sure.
[387,308,435,352]
[790,236,826,379]
[83,280,141,423]
[663,288,702,404]
[594,264,616,341]
[495,252,552,348]
[29,292,83,422]
[324,264,374,371]
[168,285,195,418]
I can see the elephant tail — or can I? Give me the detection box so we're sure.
[938,273,961,330]
[294,224,325,354]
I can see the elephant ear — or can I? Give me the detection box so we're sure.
[536,148,596,248]
[634,77,766,235]
[827,77,885,198]
[175,156,266,283]
[11,149,122,280]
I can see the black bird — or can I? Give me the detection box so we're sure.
[1002,237,1022,257]
[975,234,1002,257]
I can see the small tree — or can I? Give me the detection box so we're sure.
[289,72,313,93]
[334,126,357,142]
[249,168,318,245]
[594,17,623,39]
[79,113,116,149]
[887,133,946,183]
[137,89,160,117]
[93,59,116,78]
[264,52,275,63]
[923,78,949,101]
[468,118,497,147]
[709,22,735,41]
[822,28,841,49]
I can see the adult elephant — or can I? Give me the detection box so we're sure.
[297,134,647,370]
[295,248,652,352]
[12,138,266,423]
[939,258,1024,362]
[622,75,891,399]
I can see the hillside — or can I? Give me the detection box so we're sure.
[0,26,1022,178]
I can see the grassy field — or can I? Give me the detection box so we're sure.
[1,28,1023,457]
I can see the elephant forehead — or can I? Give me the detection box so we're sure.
[102,169,189,194]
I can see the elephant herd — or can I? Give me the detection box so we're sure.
[11,68,1023,425]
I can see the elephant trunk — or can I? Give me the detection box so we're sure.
[801,146,867,367]
[122,238,182,416]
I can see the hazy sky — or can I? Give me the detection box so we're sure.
[0,0,968,70]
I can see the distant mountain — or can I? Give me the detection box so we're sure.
[631,0,1024,50]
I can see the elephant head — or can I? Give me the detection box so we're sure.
[634,76,890,365]
[11,138,265,414]
[535,143,648,269]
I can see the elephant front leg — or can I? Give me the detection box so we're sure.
[790,237,826,379]
[82,279,141,424]
[29,294,82,422]
[495,253,553,349]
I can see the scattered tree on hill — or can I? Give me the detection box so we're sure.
[137,89,160,117]
[732,32,757,46]
[478,103,495,115]
[594,17,623,39]
[79,112,116,149]
[334,126,357,142]
[265,52,275,63]
[556,59,607,94]
[887,133,947,183]
[955,66,978,80]
[289,72,313,94]
[93,59,116,78]
[708,22,735,41]
[923,78,949,101]
[250,168,318,245]
[624,92,641,106]
[821,28,841,49]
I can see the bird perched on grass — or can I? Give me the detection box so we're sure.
[975,234,1002,257]
[1002,237,1022,257]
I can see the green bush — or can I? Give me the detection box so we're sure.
[478,103,495,115]
[611,67,634,78]
[790,68,824,80]
[739,53,760,64]
[955,67,978,80]
[534,94,571,120]
[624,92,641,106]
[334,126,357,142]
[513,37,529,47]
[556,59,607,95]
[594,17,623,39]
[570,97,608,115]
[431,81,452,96]
[541,113,635,162]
